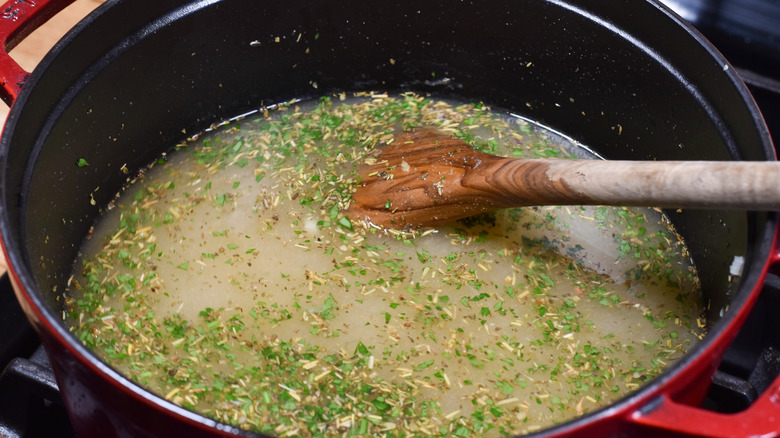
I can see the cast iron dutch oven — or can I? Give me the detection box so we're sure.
[0,0,779,436]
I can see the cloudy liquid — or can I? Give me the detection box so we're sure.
[66,92,704,437]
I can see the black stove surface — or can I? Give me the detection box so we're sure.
[2,1,780,436]
[661,0,780,80]
[0,275,75,438]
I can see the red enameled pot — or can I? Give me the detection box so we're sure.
[1,0,779,436]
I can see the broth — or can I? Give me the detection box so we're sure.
[66,92,704,437]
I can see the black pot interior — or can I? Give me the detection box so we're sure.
[1,0,774,426]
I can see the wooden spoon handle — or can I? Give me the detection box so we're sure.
[479,158,780,210]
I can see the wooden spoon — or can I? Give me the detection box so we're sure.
[346,127,780,228]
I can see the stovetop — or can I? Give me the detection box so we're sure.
[0,275,75,438]
[1,1,780,436]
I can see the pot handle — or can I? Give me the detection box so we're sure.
[0,0,78,106]
[628,375,780,437]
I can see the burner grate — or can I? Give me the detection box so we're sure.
[0,348,74,438]
[704,273,780,413]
